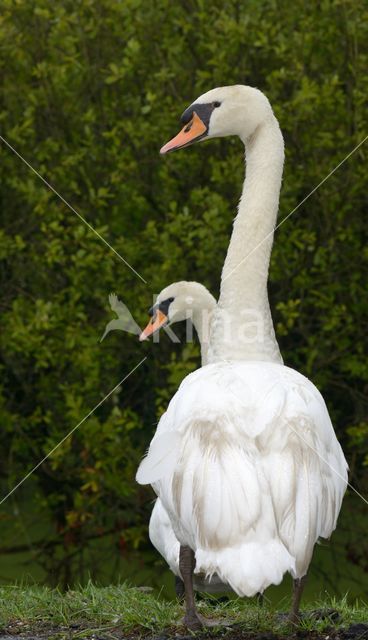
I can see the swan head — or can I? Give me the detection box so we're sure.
[139,281,216,341]
[160,85,273,154]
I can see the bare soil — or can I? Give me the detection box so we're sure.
[0,621,367,640]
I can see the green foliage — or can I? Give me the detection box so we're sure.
[0,0,367,587]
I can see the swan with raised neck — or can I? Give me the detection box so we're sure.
[161,85,284,364]
[137,85,347,629]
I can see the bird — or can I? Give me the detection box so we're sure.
[136,85,348,629]
[139,281,231,596]
[100,293,141,342]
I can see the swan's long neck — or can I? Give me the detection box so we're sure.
[208,116,284,364]
[185,289,216,366]
[191,307,213,366]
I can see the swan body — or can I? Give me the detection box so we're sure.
[141,361,347,596]
[137,85,348,623]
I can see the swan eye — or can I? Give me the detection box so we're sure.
[161,297,174,308]
[149,297,174,317]
[213,101,221,108]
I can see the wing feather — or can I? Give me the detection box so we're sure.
[136,431,182,485]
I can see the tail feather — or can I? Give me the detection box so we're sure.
[195,540,295,597]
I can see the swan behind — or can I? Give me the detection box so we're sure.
[140,281,232,594]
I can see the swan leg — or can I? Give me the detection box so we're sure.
[179,545,203,630]
[175,575,185,600]
[289,575,307,624]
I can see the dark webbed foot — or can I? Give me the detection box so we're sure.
[183,610,204,631]
[182,611,231,630]
[288,610,302,625]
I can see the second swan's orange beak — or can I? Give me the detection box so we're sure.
[160,112,207,154]
[139,310,168,341]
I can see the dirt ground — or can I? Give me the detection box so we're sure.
[0,621,367,640]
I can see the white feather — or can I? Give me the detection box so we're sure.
[147,362,347,594]
[136,430,182,485]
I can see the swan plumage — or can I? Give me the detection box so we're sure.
[137,85,347,625]
[149,498,180,576]
[141,361,347,596]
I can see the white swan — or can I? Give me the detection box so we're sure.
[137,85,348,628]
[140,281,231,594]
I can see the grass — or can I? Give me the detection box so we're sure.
[0,582,367,639]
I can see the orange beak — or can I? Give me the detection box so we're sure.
[139,310,168,341]
[160,112,207,154]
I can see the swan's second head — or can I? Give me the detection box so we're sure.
[160,85,273,154]
[139,281,216,341]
